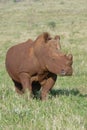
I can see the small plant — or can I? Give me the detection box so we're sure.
[60,1,65,5]
[48,21,56,30]
[13,0,21,2]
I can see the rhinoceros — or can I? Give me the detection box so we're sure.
[5,32,73,100]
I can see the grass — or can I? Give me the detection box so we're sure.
[0,0,87,130]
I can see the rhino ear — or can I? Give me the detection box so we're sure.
[35,32,51,44]
[43,32,51,42]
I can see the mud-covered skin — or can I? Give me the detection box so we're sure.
[5,32,73,100]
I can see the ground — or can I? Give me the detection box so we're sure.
[0,0,87,130]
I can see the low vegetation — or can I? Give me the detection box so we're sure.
[0,0,87,130]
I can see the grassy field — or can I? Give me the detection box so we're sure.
[0,0,87,130]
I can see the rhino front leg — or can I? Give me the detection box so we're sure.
[19,73,33,98]
[41,74,57,100]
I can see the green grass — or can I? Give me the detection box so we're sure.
[0,0,87,130]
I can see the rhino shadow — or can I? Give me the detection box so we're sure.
[50,88,87,98]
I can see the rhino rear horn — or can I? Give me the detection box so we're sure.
[68,54,73,60]
[55,35,60,40]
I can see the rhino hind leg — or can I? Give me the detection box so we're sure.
[12,79,24,94]
[19,73,33,98]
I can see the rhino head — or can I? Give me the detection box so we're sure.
[34,32,73,76]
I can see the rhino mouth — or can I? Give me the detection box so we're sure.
[61,69,66,76]
[60,68,73,76]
